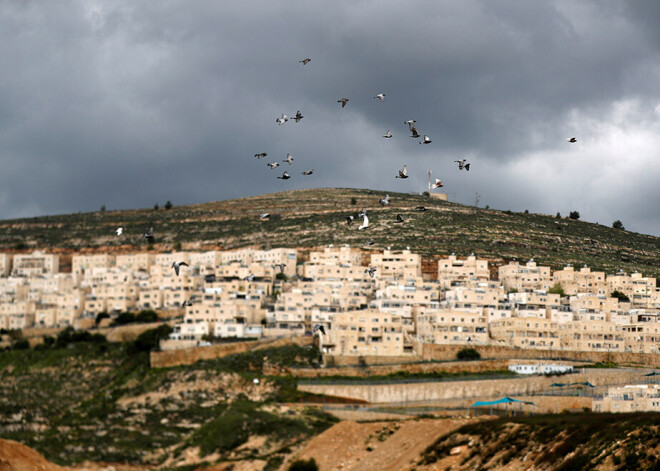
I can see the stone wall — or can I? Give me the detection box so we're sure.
[297,369,649,405]
[150,335,314,368]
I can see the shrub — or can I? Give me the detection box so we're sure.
[351,197,357,205]
[548,282,565,297]
[288,458,318,471]
[164,200,173,210]
[56,327,108,347]
[12,338,30,350]
[95,312,110,326]
[457,348,481,361]
[132,324,173,352]
[612,220,625,230]
[153,203,159,210]
[136,310,159,323]
[112,312,136,326]
[569,211,580,220]
[556,212,561,218]
[611,290,630,302]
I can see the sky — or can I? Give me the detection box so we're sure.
[2,1,660,236]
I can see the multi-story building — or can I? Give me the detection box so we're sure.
[593,385,660,413]
[437,254,489,289]
[498,259,553,293]
[370,249,421,281]
[553,265,607,296]
[0,253,11,277]
[607,271,658,308]
[11,251,59,277]
[72,254,116,275]
[324,309,406,356]
[416,309,488,344]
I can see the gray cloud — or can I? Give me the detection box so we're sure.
[0,0,659,236]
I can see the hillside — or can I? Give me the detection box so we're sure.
[0,187,659,278]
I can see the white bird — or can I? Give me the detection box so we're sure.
[259,213,270,220]
[383,130,392,138]
[243,274,255,282]
[276,114,288,125]
[379,194,390,206]
[171,261,189,276]
[365,267,377,278]
[455,159,470,171]
[299,58,311,65]
[395,165,408,179]
[293,111,304,122]
[432,179,443,189]
[338,98,349,108]
[283,154,294,165]
[313,324,326,336]
[358,213,369,230]
[374,93,385,101]
[254,153,267,159]
[302,169,313,175]
[420,135,432,144]
[267,162,280,169]
[115,227,123,236]
[404,119,416,129]
[346,215,354,225]
[358,207,367,217]
[567,137,577,143]
[277,171,291,180]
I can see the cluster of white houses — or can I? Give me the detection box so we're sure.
[1,248,659,356]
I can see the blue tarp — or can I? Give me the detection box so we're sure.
[550,383,567,387]
[472,396,536,407]
[644,372,660,377]
[567,382,595,387]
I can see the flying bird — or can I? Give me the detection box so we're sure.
[379,194,390,206]
[410,126,420,138]
[394,214,404,223]
[277,171,291,180]
[293,111,304,122]
[395,165,408,179]
[276,114,288,125]
[283,154,294,165]
[243,274,255,282]
[383,130,392,138]
[141,227,154,241]
[181,297,194,308]
[374,93,386,102]
[338,98,349,108]
[267,162,280,169]
[432,179,443,189]
[364,239,375,246]
[416,206,428,212]
[404,119,416,128]
[171,261,189,276]
[299,58,311,65]
[302,169,314,175]
[567,137,577,143]
[365,267,377,278]
[115,227,123,236]
[455,159,470,171]
[420,135,432,144]
[358,207,367,217]
[346,215,354,225]
[274,263,286,273]
[358,213,369,230]
[313,324,326,336]
[259,213,270,220]
[254,153,267,159]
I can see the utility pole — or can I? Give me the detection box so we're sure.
[427,169,432,192]
[475,192,481,207]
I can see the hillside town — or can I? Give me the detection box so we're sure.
[1,247,659,357]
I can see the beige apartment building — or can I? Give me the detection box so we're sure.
[0,253,11,277]
[444,285,507,313]
[607,271,658,308]
[72,254,116,275]
[416,309,489,344]
[489,317,560,349]
[593,385,660,413]
[0,301,36,330]
[370,249,421,281]
[508,291,563,320]
[498,259,553,292]
[324,309,406,356]
[116,253,155,272]
[437,254,489,288]
[12,251,59,277]
[308,246,362,267]
[553,265,607,296]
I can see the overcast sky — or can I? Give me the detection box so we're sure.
[2,1,660,236]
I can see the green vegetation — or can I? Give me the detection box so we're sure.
[612,220,625,230]
[298,369,514,384]
[548,282,565,297]
[0,342,335,468]
[456,348,481,361]
[611,290,631,302]
[0,188,658,279]
[289,458,319,471]
[420,412,660,470]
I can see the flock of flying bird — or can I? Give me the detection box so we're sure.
[111,57,580,309]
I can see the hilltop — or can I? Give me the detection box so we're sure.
[0,187,658,278]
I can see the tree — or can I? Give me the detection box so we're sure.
[95,312,110,326]
[611,290,630,302]
[612,220,625,230]
[153,203,159,210]
[548,282,565,297]
[164,200,173,210]
[456,348,480,361]
[100,205,106,212]
[556,212,561,218]
[112,312,136,326]
[132,324,174,352]
[569,211,580,220]
[288,458,319,471]
[350,197,357,205]
[136,310,159,323]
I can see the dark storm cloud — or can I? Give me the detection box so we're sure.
[1,0,659,236]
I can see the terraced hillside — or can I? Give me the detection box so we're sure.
[0,187,658,278]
